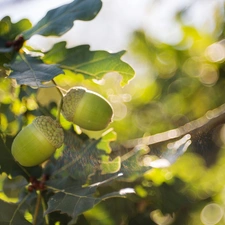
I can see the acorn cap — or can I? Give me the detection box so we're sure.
[34,116,64,148]
[61,87,86,123]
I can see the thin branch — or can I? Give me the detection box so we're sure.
[122,103,225,148]
[52,79,65,123]
[33,191,42,225]
[41,192,49,225]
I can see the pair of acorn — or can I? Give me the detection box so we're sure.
[12,87,113,167]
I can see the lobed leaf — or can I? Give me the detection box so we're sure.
[23,0,102,39]
[97,129,117,154]
[0,16,31,41]
[43,42,135,86]
[53,129,121,183]
[45,175,133,224]
[7,54,63,87]
[100,155,121,174]
[0,17,32,69]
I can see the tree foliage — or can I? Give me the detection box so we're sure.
[1,0,225,225]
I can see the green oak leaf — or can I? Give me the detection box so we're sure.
[3,176,27,199]
[7,54,63,87]
[97,130,121,174]
[119,145,151,181]
[43,42,135,86]
[53,129,121,183]
[100,155,121,174]
[0,37,13,53]
[54,130,102,183]
[0,197,31,225]
[45,176,134,225]
[23,0,102,39]
[0,17,32,70]
[0,191,48,225]
[0,16,31,41]
[97,129,117,154]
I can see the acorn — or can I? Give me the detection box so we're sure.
[11,116,64,167]
[61,87,113,131]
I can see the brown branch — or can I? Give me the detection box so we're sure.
[122,103,225,149]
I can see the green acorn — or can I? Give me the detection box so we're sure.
[62,87,113,131]
[11,116,64,167]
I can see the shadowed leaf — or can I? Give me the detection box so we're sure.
[23,0,102,39]
[53,129,121,183]
[54,131,102,183]
[0,196,31,225]
[3,176,27,198]
[119,145,151,180]
[7,54,63,87]
[45,175,133,224]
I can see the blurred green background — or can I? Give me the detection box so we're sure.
[1,0,225,224]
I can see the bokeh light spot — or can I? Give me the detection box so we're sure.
[200,203,223,225]
[182,57,201,77]
[205,41,225,63]
[199,64,218,86]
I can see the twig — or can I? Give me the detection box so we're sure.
[41,192,50,225]
[52,80,66,123]
[33,191,42,225]
[122,103,225,148]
